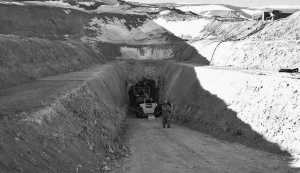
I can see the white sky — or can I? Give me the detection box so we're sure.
[126,0,300,7]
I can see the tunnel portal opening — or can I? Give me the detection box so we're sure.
[128,77,161,118]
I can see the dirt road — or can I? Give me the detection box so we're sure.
[113,117,298,173]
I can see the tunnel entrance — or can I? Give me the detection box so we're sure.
[128,77,161,118]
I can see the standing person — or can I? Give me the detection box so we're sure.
[162,99,171,128]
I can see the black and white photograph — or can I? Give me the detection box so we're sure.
[0,0,300,172]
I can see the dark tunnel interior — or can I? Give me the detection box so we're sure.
[128,77,161,118]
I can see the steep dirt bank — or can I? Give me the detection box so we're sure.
[0,3,180,44]
[187,11,300,70]
[211,40,300,70]
[0,4,146,40]
[0,63,128,172]
[0,4,91,40]
[0,60,172,172]
[199,20,266,41]
[157,11,300,71]
[190,40,300,70]
[198,12,300,41]
[0,35,107,89]
[159,62,300,162]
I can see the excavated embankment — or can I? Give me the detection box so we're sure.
[158,12,300,71]
[1,59,300,171]
[0,35,107,89]
[159,63,300,158]
[0,63,128,172]
[196,12,300,71]
[192,39,300,71]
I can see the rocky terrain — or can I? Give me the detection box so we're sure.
[0,0,300,172]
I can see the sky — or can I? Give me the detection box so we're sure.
[126,0,300,7]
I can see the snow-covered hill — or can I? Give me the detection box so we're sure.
[253,5,300,9]
[251,5,300,13]
[173,3,300,19]
[176,4,232,13]
[173,4,263,19]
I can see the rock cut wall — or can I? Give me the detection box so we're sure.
[160,62,300,159]
[191,40,300,71]
[0,63,128,172]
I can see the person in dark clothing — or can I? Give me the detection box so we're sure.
[167,100,171,113]
[162,99,171,128]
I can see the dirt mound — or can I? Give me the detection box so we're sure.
[198,11,300,41]
[211,40,300,71]
[178,11,300,71]
[198,20,266,41]
[0,35,106,89]
[0,4,89,40]
[0,4,148,41]
[0,63,128,172]
[155,12,203,21]
[102,0,119,5]
[249,11,300,40]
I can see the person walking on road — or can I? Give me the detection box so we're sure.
[162,99,171,128]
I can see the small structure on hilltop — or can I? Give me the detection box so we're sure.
[252,10,293,21]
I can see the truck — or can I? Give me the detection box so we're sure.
[132,83,160,118]
[139,98,157,119]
